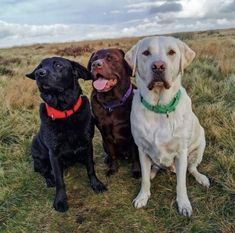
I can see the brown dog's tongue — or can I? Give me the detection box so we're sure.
[93,78,108,91]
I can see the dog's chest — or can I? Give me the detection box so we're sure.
[43,110,90,155]
[92,100,133,144]
[132,103,184,167]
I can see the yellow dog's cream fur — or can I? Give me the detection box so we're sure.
[125,36,210,217]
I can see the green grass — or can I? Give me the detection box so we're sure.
[0,28,235,233]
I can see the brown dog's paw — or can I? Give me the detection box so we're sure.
[104,155,111,165]
[106,161,119,177]
[132,162,141,179]
[106,169,117,177]
[132,170,141,179]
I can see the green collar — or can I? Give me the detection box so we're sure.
[140,89,181,115]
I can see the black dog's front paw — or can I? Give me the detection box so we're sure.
[53,193,68,212]
[91,178,107,193]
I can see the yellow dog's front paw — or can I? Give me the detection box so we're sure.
[133,191,150,208]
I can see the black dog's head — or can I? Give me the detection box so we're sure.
[26,57,92,110]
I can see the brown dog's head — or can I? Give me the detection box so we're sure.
[87,48,132,92]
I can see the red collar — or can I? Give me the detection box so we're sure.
[45,96,82,120]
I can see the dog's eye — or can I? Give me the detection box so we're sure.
[168,49,176,56]
[106,54,112,61]
[55,63,63,68]
[142,50,151,56]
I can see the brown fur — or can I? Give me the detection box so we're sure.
[88,48,140,178]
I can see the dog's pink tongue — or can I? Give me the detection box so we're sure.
[93,78,108,91]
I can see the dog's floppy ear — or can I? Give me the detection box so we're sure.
[118,49,133,77]
[177,39,196,74]
[124,42,140,77]
[70,60,92,80]
[25,65,40,80]
[87,52,95,71]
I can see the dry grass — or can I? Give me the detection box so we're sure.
[190,39,235,76]
[0,28,234,233]
[55,44,95,58]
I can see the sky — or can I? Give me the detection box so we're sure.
[0,0,235,48]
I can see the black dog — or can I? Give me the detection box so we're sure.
[26,57,106,212]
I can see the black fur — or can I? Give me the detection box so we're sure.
[26,57,106,212]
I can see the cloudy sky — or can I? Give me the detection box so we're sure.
[0,0,235,48]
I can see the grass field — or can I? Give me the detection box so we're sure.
[0,28,234,233]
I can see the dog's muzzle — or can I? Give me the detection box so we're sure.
[148,74,170,90]
[148,60,170,90]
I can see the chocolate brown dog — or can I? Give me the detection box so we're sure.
[87,48,140,178]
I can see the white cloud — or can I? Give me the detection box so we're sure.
[0,20,69,39]
[178,0,234,18]
[110,10,121,14]
[127,8,146,13]
[126,1,161,10]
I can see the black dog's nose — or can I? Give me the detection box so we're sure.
[92,59,103,69]
[151,61,166,73]
[36,68,47,77]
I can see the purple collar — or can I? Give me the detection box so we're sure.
[98,84,133,112]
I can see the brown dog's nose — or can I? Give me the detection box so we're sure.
[36,68,47,77]
[92,59,104,69]
[151,61,166,73]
